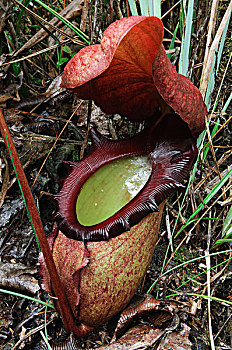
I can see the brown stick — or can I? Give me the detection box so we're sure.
[0,108,84,337]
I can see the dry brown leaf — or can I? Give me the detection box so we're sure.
[0,71,23,106]
[156,323,193,350]
[112,294,178,341]
[99,325,165,350]
[0,94,14,103]
[0,262,40,294]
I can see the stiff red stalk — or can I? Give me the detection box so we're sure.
[0,108,84,337]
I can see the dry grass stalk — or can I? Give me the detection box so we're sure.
[201,0,219,75]
[200,1,232,99]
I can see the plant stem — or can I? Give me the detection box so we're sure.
[0,108,84,337]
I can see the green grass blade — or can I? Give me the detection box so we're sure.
[174,256,232,291]
[128,0,138,15]
[179,1,185,39]
[216,239,232,244]
[139,0,149,16]
[216,11,231,74]
[166,293,232,306]
[167,23,179,59]
[178,0,194,76]
[147,249,232,293]
[152,0,161,17]
[223,92,232,112]
[215,206,232,246]
[222,204,232,238]
[148,0,154,16]
[204,55,216,107]
[0,288,54,308]
[129,0,160,17]
[176,168,232,237]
